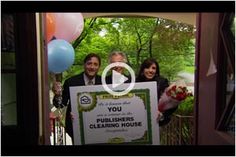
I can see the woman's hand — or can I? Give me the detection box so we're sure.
[156,110,164,122]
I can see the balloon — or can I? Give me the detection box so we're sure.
[48,39,75,73]
[46,13,56,43]
[54,13,84,42]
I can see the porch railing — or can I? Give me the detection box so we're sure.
[160,114,194,145]
[50,112,67,145]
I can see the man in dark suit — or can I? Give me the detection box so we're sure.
[105,51,131,84]
[52,53,101,143]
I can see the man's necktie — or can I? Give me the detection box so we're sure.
[88,80,93,85]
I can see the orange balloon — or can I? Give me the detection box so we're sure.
[46,13,56,43]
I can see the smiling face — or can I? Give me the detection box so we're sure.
[84,57,100,79]
[143,63,157,80]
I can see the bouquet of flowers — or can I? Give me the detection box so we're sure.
[158,80,188,112]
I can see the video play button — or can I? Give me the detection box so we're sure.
[102,62,135,96]
[112,70,128,88]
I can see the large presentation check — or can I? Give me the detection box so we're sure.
[70,82,159,145]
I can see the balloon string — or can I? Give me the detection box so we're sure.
[50,72,57,83]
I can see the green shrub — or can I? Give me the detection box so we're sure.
[175,96,194,116]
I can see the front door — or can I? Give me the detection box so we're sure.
[195,13,234,145]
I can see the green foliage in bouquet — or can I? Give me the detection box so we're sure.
[175,95,194,116]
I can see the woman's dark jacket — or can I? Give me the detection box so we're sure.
[136,75,178,126]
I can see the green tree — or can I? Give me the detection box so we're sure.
[62,17,195,82]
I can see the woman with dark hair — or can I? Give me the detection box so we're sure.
[136,58,178,126]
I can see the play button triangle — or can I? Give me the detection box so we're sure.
[112,70,128,88]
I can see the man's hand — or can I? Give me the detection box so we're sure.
[70,112,74,120]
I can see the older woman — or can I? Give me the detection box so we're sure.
[136,58,178,126]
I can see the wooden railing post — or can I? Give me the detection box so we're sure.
[160,114,194,145]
